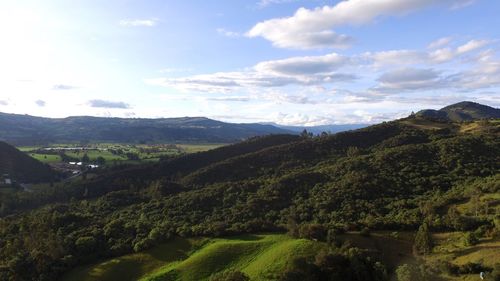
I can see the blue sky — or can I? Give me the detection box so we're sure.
[0,0,498,125]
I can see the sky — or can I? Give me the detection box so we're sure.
[0,0,499,126]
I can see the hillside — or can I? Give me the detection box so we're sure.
[62,235,324,281]
[0,141,57,183]
[0,113,293,145]
[0,104,498,280]
[416,101,500,122]
[62,231,500,281]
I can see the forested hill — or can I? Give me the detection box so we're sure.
[416,101,500,122]
[0,141,57,183]
[0,113,293,145]
[0,108,499,280]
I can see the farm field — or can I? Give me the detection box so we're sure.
[17,143,225,165]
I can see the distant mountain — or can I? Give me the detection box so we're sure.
[274,123,370,135]
[416,101,500,122]
[0,113,293,145]
[0,141,57,183]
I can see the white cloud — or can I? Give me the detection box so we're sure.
[52,84,78,90]
[207,96,250,102]
[429,48,455,63]
[147,37,499,106]
[456,39,489,54]
[370,50,426,66]
[376,68,447,91]
[247,0,462,49]
[35,99,46,107]
[455,50,500,89]
[216,28,240,38]
[257,0,297,8]
[88,99,130,109]
[428,37,452,49]
[119,18,159,27]
[450,0,477,10]
[0,100,8,106]
[255,53,349,75]
[146,52,356,93]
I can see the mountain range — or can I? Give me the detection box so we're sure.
[0,114,292,145]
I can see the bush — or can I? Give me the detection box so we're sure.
[298,224,327,241]
[413,223,433,255]
[360,227,371,237]
[463,232,479,247]
[209,270,250,281]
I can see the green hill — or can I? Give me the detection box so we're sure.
[62,234,324,281]
[416,101,500,122]
[0,141,57,183]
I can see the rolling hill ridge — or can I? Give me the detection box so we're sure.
[416,101,500,122]
[0,113,293,145]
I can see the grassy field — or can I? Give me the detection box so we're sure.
[427,232,500,280]
[62,234,325,281]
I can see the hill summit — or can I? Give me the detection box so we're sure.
[416,101,500,122]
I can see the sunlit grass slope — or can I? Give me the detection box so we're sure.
[62,234,324,281]
[142,234,323,281]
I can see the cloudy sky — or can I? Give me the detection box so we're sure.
[0,0,498,125]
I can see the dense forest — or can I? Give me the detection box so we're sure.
[0,111,499,280]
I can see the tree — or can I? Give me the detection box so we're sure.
[299,224,327,241]
[300,129,313,138]
[396,264,431,281]
[413,223,433,255]
[96,156,106,165]
[81,154,90,163]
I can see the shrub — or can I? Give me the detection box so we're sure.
[413,223,433,255]
[463,232,479,247]
[360,227,371,237]
[209,270,250,281]
[298,224,327,241]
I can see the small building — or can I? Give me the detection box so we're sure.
[0,174,13,187]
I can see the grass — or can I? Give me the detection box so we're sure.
[423,232,500,280]
[177,144,225,153]
[28,153,62,163]
[401,118,456,130]
[142,234,323,281]
[62,234,324,281]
